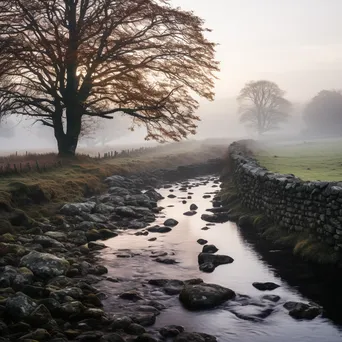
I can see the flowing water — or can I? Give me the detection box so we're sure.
[98,176,342,342]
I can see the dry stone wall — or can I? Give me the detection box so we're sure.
[228,140,342,251]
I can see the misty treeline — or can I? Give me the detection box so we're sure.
[0,0,218,156]
[237,80,342,137]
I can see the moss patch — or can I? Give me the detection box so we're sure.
[221,178,341,265]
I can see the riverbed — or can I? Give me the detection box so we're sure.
[97,176,342,342]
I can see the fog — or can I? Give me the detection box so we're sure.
[1,0,342,153]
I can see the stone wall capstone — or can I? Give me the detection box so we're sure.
[228,140,342,251]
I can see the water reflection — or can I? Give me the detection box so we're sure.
[101,177,342,342]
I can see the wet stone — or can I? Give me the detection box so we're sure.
[110,315,132,331]
[126,323,146,335]
[179,283,235,310]
[183,211,197,216]
[164,219,178,227]
[131,312,157,326]
[155,258,178,265]
[199,262,215,273]
[159,325,184,338]
[175,332,217,342]
[252,282,280,291]
[202,245,218,254]
[263,295,281,303]
[147,226,171,233]
[100,334,125,342]
[119,291,143,302]
[135,333,159,342]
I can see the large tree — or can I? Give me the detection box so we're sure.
[0,0,218,156]
[237,80,291,135]
[303,90,342,136]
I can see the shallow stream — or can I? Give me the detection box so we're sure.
[98,176,342,342]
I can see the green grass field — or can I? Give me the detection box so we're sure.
[256,139,342,181]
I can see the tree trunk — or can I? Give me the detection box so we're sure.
[53,105,81,157]
[57,134,79,156]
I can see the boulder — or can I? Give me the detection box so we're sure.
[201,213,229,223]
[284,301,322,320]
[126,323,145,335]
[44,231,67,241]
[100,334,125,342]
[60,301,85,316]
[20,251,69,279]
[75,331,104,342]
[202,245,218,254]
[34,235,64,248]
[159,325,184,338]
[199,262,215,273]
[131,312,157,326]
[190,204,198,211]
[60,202,95,216]
[144,189,163,202]
[263,295,281,303]
[155,258,178,264]
[175,332,217,342]
[108,187,130,196]
[19,328,51,341]
[88,241,107,250]
[28,304,53,326]
[0,220,13,235]
[197,239,208,245]
[147,226,171,233]
[135,333,158,342]
[0,266,33,289]
[179,283,235,310]
[94,203,116,214]
[164,219,178,227]
[252,282,280,291]
[183,211,197,216]
[110,315,132,331]
[198,253,234,267]
[0,242,26,257]
[115,206,139,218]
[119,290,143,301]
[6,292,37,321]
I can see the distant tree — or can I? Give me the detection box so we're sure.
[237,80,291,134]
[303,90,342,136]
[0,0,218,156]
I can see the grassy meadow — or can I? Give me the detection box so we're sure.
[255,138,342,182]
[0,141,227,220]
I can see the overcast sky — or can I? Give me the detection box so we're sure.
[172,0,342,101]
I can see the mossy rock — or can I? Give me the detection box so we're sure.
[9,182,53,205]
[85,229,101,242]
[0,191,13,212]
[0,219,13,235]
[0,233,15,243]
[9,209,32,227]
[50,215,65,225]
[18,267,34,276]
[0,242,27,257]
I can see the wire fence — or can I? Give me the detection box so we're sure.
[0,144,173,176]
